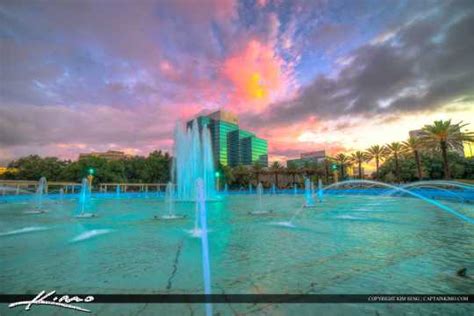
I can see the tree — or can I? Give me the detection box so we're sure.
[351,151,368,179]
[386,142,403,182]
[1,151,173,185]
[217,163,234,185]
[378,151,473,181]
[232,165,250,187]
[270,161,283,188]
[124,156,147,182]
[286,163,299,186]
[322,158,331,184]
[421,120,474,179]
[7,155,67,180]
[251,162,264,184]
[333,153,350,179]
[366,145,385,180]
[145,150,171,183]
[379,156,417,182]
[402,137,424,180]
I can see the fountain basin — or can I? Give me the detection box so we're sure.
[1,191,472,316]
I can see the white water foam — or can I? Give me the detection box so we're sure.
[335,215,365,220]
[271,221,296,228]
[185,228,213,238]
[70,229,112,243]
[0,226,49,237]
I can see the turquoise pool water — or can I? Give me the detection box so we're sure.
[1,193,473,315]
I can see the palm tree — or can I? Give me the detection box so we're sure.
[301,161,314,179]
[366,145,385,180]
[270,161,283,188]
[402,137,424,180]
[323,159,330,184]
[351,151,368,179]
[286,163,299,186]
[333,153,350,179]
[386,142,403,182]
[421,120,474,179]
[217,163,234,186]
[232,165,249,187]
[251,161,264,184]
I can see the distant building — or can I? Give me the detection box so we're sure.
[79,150,128,161]
[287,150,326,168]
[188,110,268,167]
[409,129,464,157]
[409,129,425,139]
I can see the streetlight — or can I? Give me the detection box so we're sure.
[87,167,95,192]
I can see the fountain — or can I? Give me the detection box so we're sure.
[195,178,213,316]
[248,183,253,194]
[303,178,317,208]
[116,185,121,197]
[293,183,297,195]
[272,178,313,226]
[75,178,95,218]
[155,182,185,220]
[25,177,48,214]
[317,179,323,202]
[224,183,228,195]
[323,179,474,224]
[173,120,216,201]
[249,183,273,215]
[271,183,276,195]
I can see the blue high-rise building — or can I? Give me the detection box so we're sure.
[187,110,268,167]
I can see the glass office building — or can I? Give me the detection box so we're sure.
[187,110,268,167]
[241,136,268,166]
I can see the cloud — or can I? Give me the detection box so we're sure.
[222,39,291,112]
[246,3,474,127]
[0,103,174,156]
[1,0,473,163]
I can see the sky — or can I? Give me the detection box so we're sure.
[1,0,473,164]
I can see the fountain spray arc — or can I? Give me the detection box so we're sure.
[26,177,48,214]
[172,120,216,201]
[323,179,474,224]
[75,178,95,218]
[155,182,185,220]
[317,179,324,202]
[36,177,47,211]
[249,183,272,215]
[303,178,317,208]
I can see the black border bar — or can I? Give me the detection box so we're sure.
[1,294,472,304]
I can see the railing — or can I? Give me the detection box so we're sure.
[0,180,81,194]
[99,183,169,192]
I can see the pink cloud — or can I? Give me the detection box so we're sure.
[222,39,291,113]
[257,0,268,8]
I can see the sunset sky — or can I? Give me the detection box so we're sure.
[1,0,473,164]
